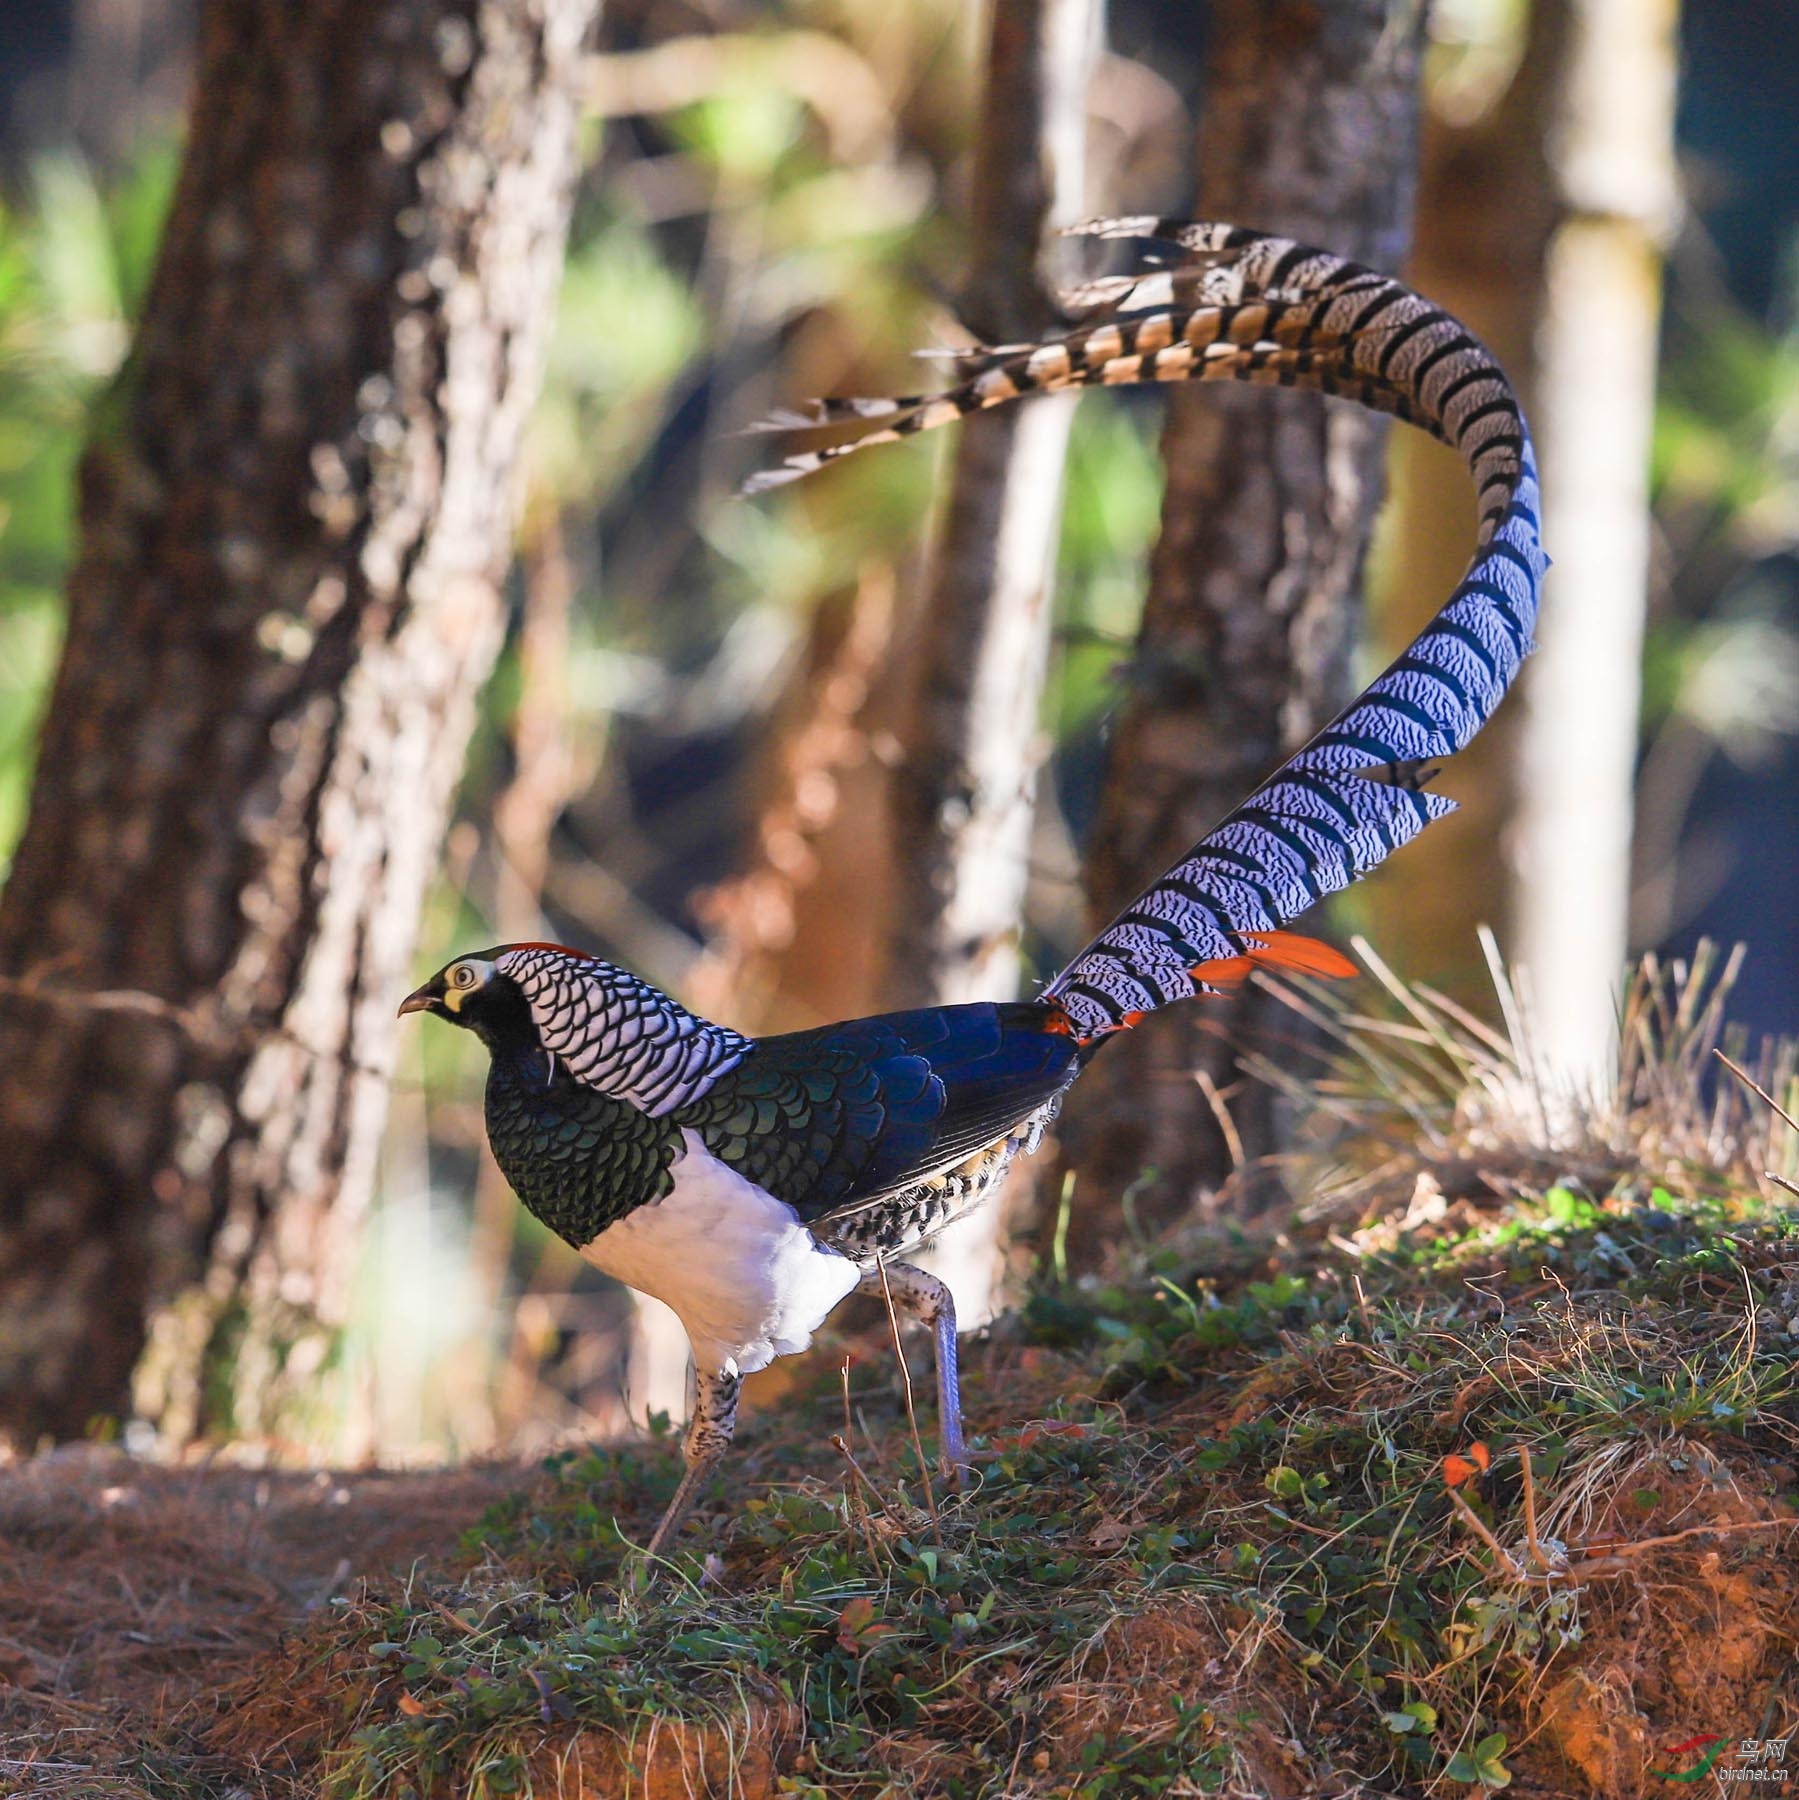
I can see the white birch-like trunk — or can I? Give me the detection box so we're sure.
[886,0,1100,1324]
[1511,0,1679,1100]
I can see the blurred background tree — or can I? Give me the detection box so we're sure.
[1053,0,1429,1257]
[0,0,1795,1462]
[875,0,1098,1327]
[0,0,599,1448]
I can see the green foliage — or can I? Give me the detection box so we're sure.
[1642,269,1799,770]
[0,145,175,867]
[1443,1730,1512,1790]
[529,213,705,511]
[1050,401,1163,739]
[1654,303,1799,524]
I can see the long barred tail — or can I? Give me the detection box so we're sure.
[745,218,1463,492]
[751,217,1547,1044]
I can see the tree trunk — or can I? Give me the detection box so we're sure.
[883,0,1099,1008]
[1056,0,1425,1256]
[1362,3,1564,1000]
[688,567,899,1034]
[0,0,598,1450]
[1511,0,1679,1096]
[882,0,1099,1321]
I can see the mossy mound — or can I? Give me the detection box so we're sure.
[181,1180,1799,1799]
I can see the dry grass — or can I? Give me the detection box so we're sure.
[0,1452,526,1796]
[1242,934,1799,1226]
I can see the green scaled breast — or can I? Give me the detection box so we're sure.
[484,1056,681,1248]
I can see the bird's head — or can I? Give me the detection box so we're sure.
[398,942,750,1114]
[397,949,524,1044]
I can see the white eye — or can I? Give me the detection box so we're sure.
[450,963,479,990]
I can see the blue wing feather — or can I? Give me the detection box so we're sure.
[674,1002,1079,1220]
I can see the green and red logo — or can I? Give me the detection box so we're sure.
[1650,1734,1728,1783]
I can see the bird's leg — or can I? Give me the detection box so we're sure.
[642,1362,742,1564]
[859,1261,969,1488]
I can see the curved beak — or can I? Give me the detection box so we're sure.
[397,979,441,1019]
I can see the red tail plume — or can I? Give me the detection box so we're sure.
[1190,931,1357,989]
[1040,931,1356,1045]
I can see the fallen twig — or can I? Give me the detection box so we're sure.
[1567,1517,1797,1566]
[1447,1487,1525,1579]
[875,1259,940,1536]
[1450,1476,1794,1586]
[1520,1443,1551,1575]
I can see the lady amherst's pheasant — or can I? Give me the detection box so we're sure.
[402,220,1545,1560]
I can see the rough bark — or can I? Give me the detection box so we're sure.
[1057,0,1425,1255]
[1511,0,1679,1095]
[882,0,1099,1322]
[0,0,597,1448]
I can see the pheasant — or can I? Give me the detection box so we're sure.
[400,220,1545,1560]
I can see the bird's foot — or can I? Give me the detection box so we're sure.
[618,1364,741,1594]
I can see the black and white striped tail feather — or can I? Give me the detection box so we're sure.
[743,347,1441,495]
[747,216,1546,1042]
[1039,221,1544,1040]
[743,226,1468,495]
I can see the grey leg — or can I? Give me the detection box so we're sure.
[859,1261,969,1488]
[643,1363,742,1563]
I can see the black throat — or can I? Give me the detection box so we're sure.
[480,1043,682,1248]
[456,975,542,1068]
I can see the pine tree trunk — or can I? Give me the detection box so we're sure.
[0,0,597,1449]
[1056,0,1425,1256]
[882,0,1099,1321]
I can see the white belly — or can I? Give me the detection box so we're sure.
[577,1130,860,1375]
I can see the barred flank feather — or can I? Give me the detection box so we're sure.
[751,218,1546,1043]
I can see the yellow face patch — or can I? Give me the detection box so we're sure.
[441,959,491,1012]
